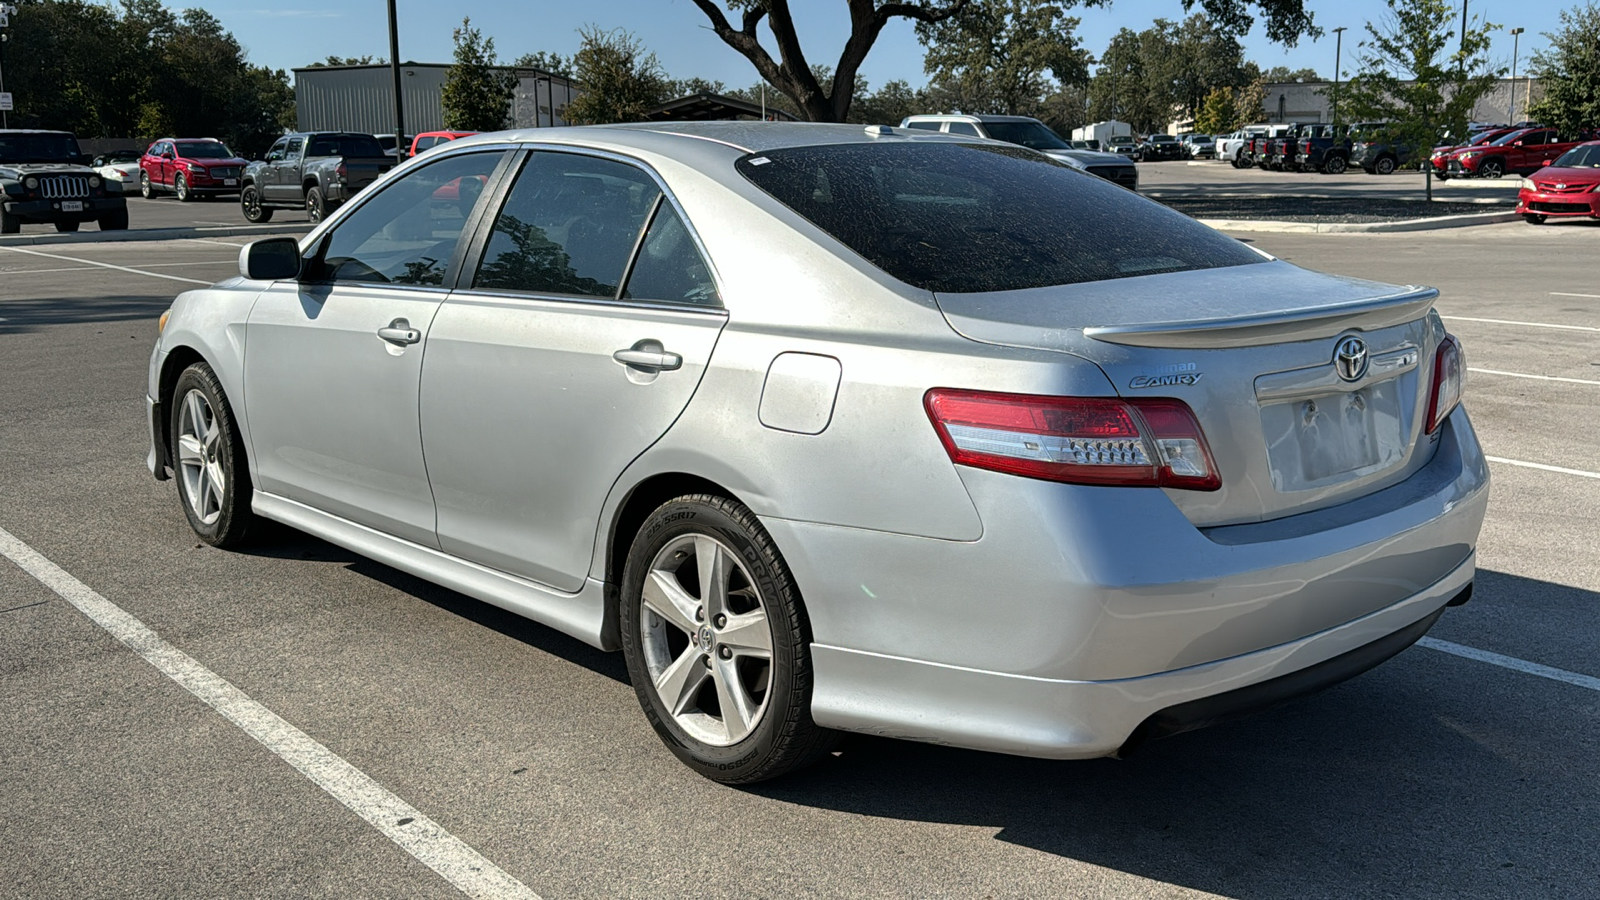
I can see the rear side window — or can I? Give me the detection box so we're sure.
[738,142,1264,293]
[307,135,386,157]
[621,203,719,306]
[946,122,982,137]
[904,121,941,131]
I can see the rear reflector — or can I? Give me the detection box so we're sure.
[1425,334,1463,434]
[924,389,1221,491]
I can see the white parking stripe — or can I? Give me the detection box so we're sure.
[0,525,542,900]
[1469,367,1600,386]
[0,246,212,285]
[1441,315,1600,333]
[1550,292,1600,299]
[1485,456,1600,480]
[1419,638,1600,692]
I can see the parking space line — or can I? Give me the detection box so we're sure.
[1,261,238,277]
[0,247,212,286]
[1419,638,1600,692]
[1550,292,1600,299]
[0,524,542,900]
[1485,456,1600,480]
[1469,367,1600,386]
[1441,315,1600,333]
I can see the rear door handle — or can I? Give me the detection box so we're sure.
[377,318,421,346]
[613,347,683,372]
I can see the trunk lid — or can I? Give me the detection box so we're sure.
[934,260,1446,526]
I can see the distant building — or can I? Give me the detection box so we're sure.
[293,63,581,134]
[1255,78,1545,125]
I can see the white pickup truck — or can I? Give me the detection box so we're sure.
[1217,128,1270,168]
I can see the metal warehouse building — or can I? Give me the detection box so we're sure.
[293,63,581,134]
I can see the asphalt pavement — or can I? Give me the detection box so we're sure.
[1,225,1597,899]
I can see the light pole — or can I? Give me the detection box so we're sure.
[1332,26,1348,126]
[386,0,405,159]
[1508,27,1525,125]
[1459,0,1469,70]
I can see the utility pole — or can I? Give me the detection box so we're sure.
[1332,26,1348,126]
[1459,0,1469,71]
[1508,27,1525,125]
[0,3,15,129]
[386,0,405,159]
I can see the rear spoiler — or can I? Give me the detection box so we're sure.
[1083,286,1439,349]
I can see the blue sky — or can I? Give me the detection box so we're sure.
[209,0,1566,87]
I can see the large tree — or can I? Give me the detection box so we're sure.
[1527,2,1600,137]
[690,0,1322,122]
[562,26,674,125]
[1339,0,1504,160]
[1086,16,1251,130]
[442,17,515,131]
[914,0,1091,116]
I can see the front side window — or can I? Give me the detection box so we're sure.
[265,139,287,162]
[473,152,662,299]
[738,142,1265,293]
[312,151,504,286]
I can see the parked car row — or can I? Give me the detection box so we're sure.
[900,114,1139,190]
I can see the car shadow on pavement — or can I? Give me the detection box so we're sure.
[237,523,630,685]
[0,295,170,331]
[750,568,1599,898]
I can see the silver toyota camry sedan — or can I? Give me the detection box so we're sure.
[146,122,1488,783]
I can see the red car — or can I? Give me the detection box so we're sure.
[1517,140,1600,224]
[1429,128,1516,179]
[140,138,249,201]
[409,131,477,158]
[1445,127,1599,179]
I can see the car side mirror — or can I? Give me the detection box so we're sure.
[239,237,302,281]
[1513,141,1523,147]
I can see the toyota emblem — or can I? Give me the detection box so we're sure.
[1334,337,1369,382]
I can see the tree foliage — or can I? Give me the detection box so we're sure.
[1195,86,1239,132]
[1339,0,1504,155]
[562,26,673,125]
[914,0,1091,116]
[3,0,292,152]
[512,51,573,76]
[1527,2,1600,137]
[1262,65,1322,81]
[1087,16,1253,131]
[306,55,384,67]
[442,17,515,132]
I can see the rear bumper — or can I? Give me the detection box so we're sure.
[770,405,1488,758]
[808,557,1471,759]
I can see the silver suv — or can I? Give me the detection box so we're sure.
[901,114,1139,190]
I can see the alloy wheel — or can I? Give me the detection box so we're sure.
[175,388,226,526]
[638,534,774,746]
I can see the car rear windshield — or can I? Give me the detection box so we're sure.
[0,132,81,163]
[176,142,235,158]
[737,142,1264,294]
[981,121,1069,151]
[307,135,387,158]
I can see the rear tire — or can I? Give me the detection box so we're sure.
[1523,213,1547,225]
[55,220,80,233]
[170,363,257,548]
[98,208,129,231]
[621,494,839,784]
[305,186,328,224]
[1374,156,1397,175]
[1323,155,1348,175]
[241,185,272,223]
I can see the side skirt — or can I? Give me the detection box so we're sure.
[253,491,612,650]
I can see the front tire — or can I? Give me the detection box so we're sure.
[55,220,80,233]
[1479,158,1506,179]
[0,204,19,234]
[241,185,272,223]
[140,171,155,199]
[621,494,838,784]
[98,208,129,231]
[1523,213,1547,225]
[175,173,192,202]
[1374,156,1397,175]
[170,363,257,548]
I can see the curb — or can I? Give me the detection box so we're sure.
[0,223,313,247]
[1146,191,1515,205]
[1198,210,1521,234]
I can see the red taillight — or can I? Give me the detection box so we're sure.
[1425,335,1464,434]
[923,389,1221,491]
[336,163,348,178]
[1302,140,1312,152]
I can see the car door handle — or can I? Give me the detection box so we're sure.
[377,319,421,346]
[613,347,683,371]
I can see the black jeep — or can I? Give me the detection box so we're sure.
[0,130,130,234]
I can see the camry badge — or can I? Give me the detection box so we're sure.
[1334,337,1369,382]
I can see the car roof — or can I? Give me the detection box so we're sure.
[901,113,1043,124]
[445,121,1011,158]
